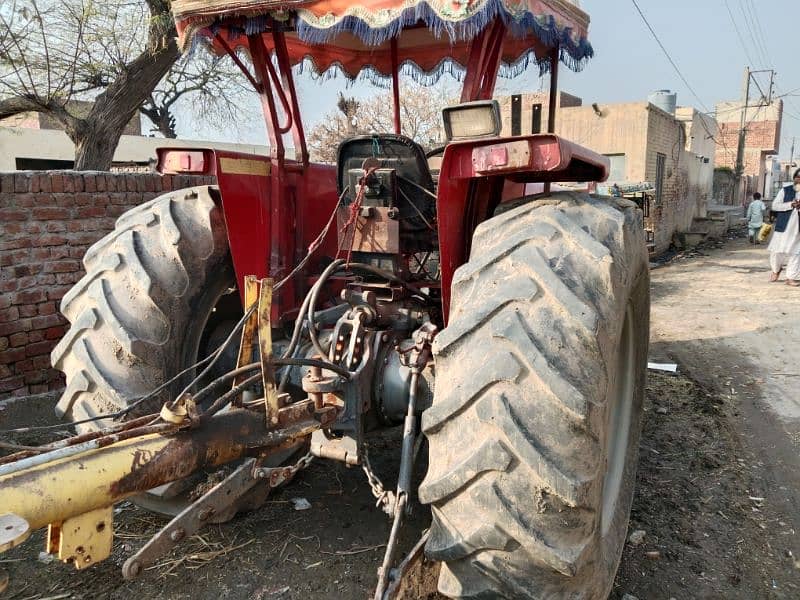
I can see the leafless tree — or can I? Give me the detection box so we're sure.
[308,84,448,163]
[0,0,251,169]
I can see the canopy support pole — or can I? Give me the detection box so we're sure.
[461,19,505,102]
[391,38,401,135]
[544,46,559,195]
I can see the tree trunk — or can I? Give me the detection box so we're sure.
[71,41,180,170]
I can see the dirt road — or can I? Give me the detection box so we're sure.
[2,232,799,599]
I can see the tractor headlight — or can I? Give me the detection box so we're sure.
[442,100,502,141]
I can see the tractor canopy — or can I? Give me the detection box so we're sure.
[171,0,593,83]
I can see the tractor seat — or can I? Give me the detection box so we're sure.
[336,134,437,234]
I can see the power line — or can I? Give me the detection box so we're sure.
[629,0,708,112]
[724,0,757,67]
[738,0,769,69]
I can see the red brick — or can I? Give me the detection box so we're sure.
[15,358,32,372]
[32,354,51,369]
[68,232,100,246]
[31,314,63,330]
[38,176,52,193]
[50,246,69,260]
[63,176,75,193]
[14,264,43,278]
[2,222,23,235]
[24,370,49,385]
[13,193,37,208]
[66,221,84,233]
[0,337,7,352]
[55,272,80,285]
[38,234,68,246]
[106,205,127,217]
[29,383,49,394]
[0,363,9,377]
[18,305,36,318]
[0,208,27,221]
[0,307,19,323]
[47,286,73,301]
[45,325,65,340]
[14,289,46,305]
[0,347,25,364]
[51,175,64,193]
[31,247,51,260]
[96,175,107,192]
[44,259,80,274]
[14,173,30,193]
[76,206,106,219]
[16,275,37,289]
[69,246,88,258]
[0,280,18,294]
[38,301,56,315]
[11,385,30,396]
[73,193,93,206]
[0,296,9,310]
[0,319,29,336]
[0,237,31,251]
[33,206,70,220]
[26,340,56,357]
[9,332,28,347]
[37,274,56,286]
[0,174,14,193]
[73,176,84,193]
[84,175,97,192]
[28,330,44,343]
[0,375,25,393]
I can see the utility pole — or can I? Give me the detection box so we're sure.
[733,66,750,205]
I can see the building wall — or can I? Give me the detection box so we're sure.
[557,102,651,181]
[497,92,583,137]
[713,99,783,196]
[0,127,269,171]
[0,171,214,398]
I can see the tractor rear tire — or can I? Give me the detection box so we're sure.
[52,186,235,431]
[419,193,649,599]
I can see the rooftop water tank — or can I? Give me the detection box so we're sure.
[648,90,677,115]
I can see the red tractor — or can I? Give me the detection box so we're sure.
[0,1,649,598]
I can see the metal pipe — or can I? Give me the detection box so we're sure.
[545,45,560,195]
[373,369,420,600]
[390,37,401,135]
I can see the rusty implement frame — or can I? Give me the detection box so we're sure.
[235,275,280,425]
[0,402,337,570]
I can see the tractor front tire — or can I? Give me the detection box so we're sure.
[52,186,234,430]
[420,193,649,599]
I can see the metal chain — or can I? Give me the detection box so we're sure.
[362,444,396,516]
[255,450,314,488]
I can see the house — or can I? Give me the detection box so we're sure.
[496,90,718,255]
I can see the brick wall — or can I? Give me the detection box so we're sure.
[0,171,215,398]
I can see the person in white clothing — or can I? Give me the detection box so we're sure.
[768,168,800,285]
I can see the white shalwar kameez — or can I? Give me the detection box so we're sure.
[768,187,800,280]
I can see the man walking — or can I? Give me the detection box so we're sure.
[746,192,766,244]
[768,169,800,285]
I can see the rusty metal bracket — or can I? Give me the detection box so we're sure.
[122,458,262,579]
[233,275,260,404]
[257,277,280,426]
[234,275,279,424]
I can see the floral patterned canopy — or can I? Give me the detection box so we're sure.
[172,0,593,83]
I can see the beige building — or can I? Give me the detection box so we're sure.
[497,92,717,255]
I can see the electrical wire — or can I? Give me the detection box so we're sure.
[629,0,708,112]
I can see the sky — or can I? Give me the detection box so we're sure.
[178,0,800,160]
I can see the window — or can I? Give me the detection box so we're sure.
[605,153,626,182]
[531,103,542,134]
[655,153,666,204]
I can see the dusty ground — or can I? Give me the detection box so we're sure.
[2,231,800,599]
